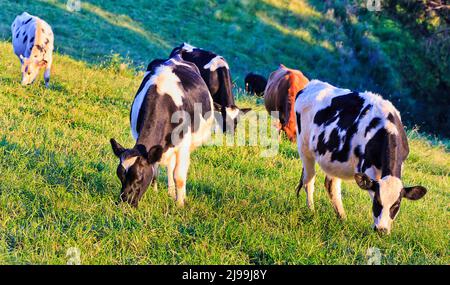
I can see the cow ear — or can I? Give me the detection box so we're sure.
[110,138,126,157]
[402,186,427,200]
[147,145,163,164]
[354,173,375,191]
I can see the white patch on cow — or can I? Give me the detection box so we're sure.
[150,65,184,107]
[130,65,185,140]
[130,73,155,140]
[169,57,192,68]
[181,43,196,52]
[226,107,240,120]
[121,156,138,171]
[204,56,229,71]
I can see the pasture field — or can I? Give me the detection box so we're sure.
[0,0,449,264]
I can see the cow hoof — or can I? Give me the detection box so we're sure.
[338,214,347,221]
[176,199,185,208]
[168,188,176,199]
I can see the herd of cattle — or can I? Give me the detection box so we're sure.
[11,12,427,234]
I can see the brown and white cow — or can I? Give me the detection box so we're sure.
[295,79,427,234]
[111,56,215,207]
[11,12,54,87]
[264,65,309,142]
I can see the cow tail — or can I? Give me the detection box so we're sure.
[296,169,304,198]
[284,72,300,141]
[216,66,235,107]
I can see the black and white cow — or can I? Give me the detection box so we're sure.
[170,43,251,132]
[110,55,215,207]
[295,80,427,234]
[11,12,54,86]
[245,72,267,96]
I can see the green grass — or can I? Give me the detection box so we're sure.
[0,41,449,264]
[0,0,449,265]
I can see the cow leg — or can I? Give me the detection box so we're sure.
[152,164,159,192]
[301,154,316,211]
[167,155,176,199]
[44,57,52,88]
[324,176,346,220]
[174,148,190,208]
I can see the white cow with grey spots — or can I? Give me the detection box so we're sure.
[11,12,54,86]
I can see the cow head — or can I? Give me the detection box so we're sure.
[20,54,46,85]
[354,173,427,234]
[110,139,163,207]
[214,103,252,133]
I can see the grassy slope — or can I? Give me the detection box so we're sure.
[0,0,400,90]
[0,0,448,264]
[0,41,449,264]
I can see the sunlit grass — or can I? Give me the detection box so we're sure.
[0,40,448,264]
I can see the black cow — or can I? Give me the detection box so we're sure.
[170,43,251,132]
[245,72,267,96]
[294,79,427,234]
[111,56,215,207]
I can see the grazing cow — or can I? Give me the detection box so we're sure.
[170,43,251,132]
[11,12,54,86]
[295,80,427,234]
[245,72,267,96]
[110,55,215,207]
[264,65,309,142]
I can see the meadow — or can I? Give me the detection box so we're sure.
[0,0,448,264]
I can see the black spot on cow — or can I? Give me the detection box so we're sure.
[365,117,381,136]
[314,92,370,162]
[23,35,28,44]
[24,18,32,25]
[354,145,364,172]
[373,197,382,218]
[316,129,341,156]
[389,197,401,219]
[16,32,19,38]
[387,113,395,123]
[45,38,49,45]
[36,45,45,52]
[361,128,386,173]
[29,36,35,45]
[146,58,166,73]
[42,28,46,33]
[361,113,408,179]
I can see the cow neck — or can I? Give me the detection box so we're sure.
[135,120,167,154]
